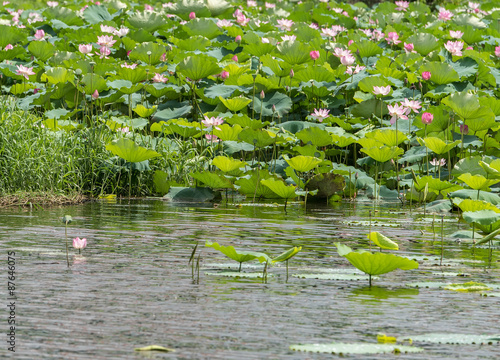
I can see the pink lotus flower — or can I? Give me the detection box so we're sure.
[99,46,111,57]
[321,28,338,38]
[421,112,433,125]
[404,43,415,53]
[92,90,99,100]
[79,44,92,54]
[114,26,129,37]
[310,108,330,122]
[495,46,500,57]
[449,30,463,39]
[332,48,351,58]
[152,73,168,83]
[97,35,116,48]
[373,85,391,96]
[402,98,421,113]
[345,65,365,75]
[309,23,319,30]
[385,32,401,45]
[202,115,224,129]
[281,35,296,42]
[235,35,242,43]
[422,71,431,81]
[260,90,265,99]
[469,2,480,13]
[247,0,257,6]
[276,18,293,31]
[265,2,275,9]
[310,50,320,60]
[189,12,196,19]
[145,4,154,11]
[16,64,35,80]
[72,237,87,251]
[219,71,229,80]
[372,30,385,41]
[236,13,249,26]
[160,52,167,62]
[121,62,137,69]
[47,1,58,6]
[118,127,130,134]
[430,158,446,167]
[100,24,116,33]
[444,40,463,56]
[217,19,232,27]
[205,134,220,143]
[395,1,409,11]
[460,124,469,135]
[387,103,410,125]
[232,55,238,62]
[34,29,45,40]
[340,54,355,66]
[438,9,453,21]
[4,44,13,50]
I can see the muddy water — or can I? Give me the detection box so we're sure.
[0,200,498,359]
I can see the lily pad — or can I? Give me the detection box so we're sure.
[290,342,424,354]
[401,333,500,345]
[134,345,175,352]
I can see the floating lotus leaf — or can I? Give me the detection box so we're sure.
[406,33,440,56]
[212,124,243,141]
[219,96,252,112]
[368,232,398,250]
[290,342,423,354]
[402,333,500,345]
[296,127,333,147]
[105,138,161,163]
[205,241,271,267]
[419,62,459,85]
[191,171,233,189]
[285,155,322,173]
[134,345,175,352]
[417,137,460,155]
[444,281,492,292]
[462,210,500,226]
[260,178,297,199]
[272,246,302,263]
[360,146,404,163]
[335,243,418,276]
[212,156,246,173]
[176,54,222,81]
[292,273,372,281]
[458,173,500,191]
[172,36,211,51]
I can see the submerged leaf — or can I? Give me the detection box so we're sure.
[134,345,175,352]
[290,342,424,354]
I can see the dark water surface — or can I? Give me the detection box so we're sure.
[0,199,499,359]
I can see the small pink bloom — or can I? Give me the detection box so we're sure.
[205,134,220,143]
[92,90,99,100]
[421,112,433,125]
[99,46,111,57]
[260,90,265,99]
[72,237,87,250]
[310,108,330,122]
[404,42,414,53]
[16,64,35,80]
[34,29,45,40]
[438,9,453,21]
[373,85,391,96]
[385,32,401,45]
[449,30,463,39]
[276,18,293,31]
[189,12,196,20]
[387,103,410,125]
[114,26,129,37]
[290,69,294,78]
[348,40,354,46]
[100,24,116,33]
[395,1,409,11]
[152,73,168,83]
[160,53,167,62]
[232,55,238,62]
[47,1,58,7]
[127,50,132,57]
[121,62,137,69]
[145,4,154,11]
[235,35,242,43]
[281,35,296,42]
[97,35,116,48]
[345,64,365,75]
[217,19,232,27]
[422,71,431,81]
[118,127,130,134]
[466,46,473,50]
[79,44,92,54]
[444,40,463,57]
[495,46,500,57]
[340,54,355,66]
[202,116,224,130]
[219,71,229,80]
[4,44,13,50]
[430,158,446,167]
[310,50,320,60]
[402,98,421,113]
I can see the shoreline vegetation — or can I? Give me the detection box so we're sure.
[0,0,499,213]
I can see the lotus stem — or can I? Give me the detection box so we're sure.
[238,262,242,272]
[369,210,372,251]
[128,164,132,199]
[440,215,444,266]
[369,274,372,287]
[65,221,69,267]
[424,124,429,176]
[286,259,289,283]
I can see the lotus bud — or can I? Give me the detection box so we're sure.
[272,104,276,112]
[460,124,469,135]
[309,50,320,60]
[220,71,229,80]
[422,71,431,81]
[92,90,99,100]
[290,68,294,78]
[189,12,196,20]
[235,35,242,43]
[232,55,238,62]
[421,112,433,125]
[260,90,265,99]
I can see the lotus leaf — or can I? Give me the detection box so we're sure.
[462,210,500,226]
[252,91,292,117]
[442,91,480,119]
[402,333,500,345]
[458,173,500,191]
[350,99,388,118]
[182,18,221,39]
[419,62,459,85]
[272,246,302,263]
[335,243,418,276]
[276,40,313,65]
[360,146,404,163]
[128,42,166,65]
[444,282,492,292]
[212,156,246,173]
[219,96,252,112]
[191,171,233,189]
[406,33,440,56]
[290,342,424,354]
[475,227,500,245]
[417,137,460,155]
[105,138,161,163]
[176,55,222,82]
[205,241,270,269]
[133,105,156,118]
[285,155,322,173]
[365,129,406,147]
[213,124,243,141]
[260,179,297,199]
[28,41,55,62]
[296,127,333,147]
[238,128,275,148]
[367,232,398,250]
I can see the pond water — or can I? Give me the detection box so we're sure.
[1,199,499,359]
